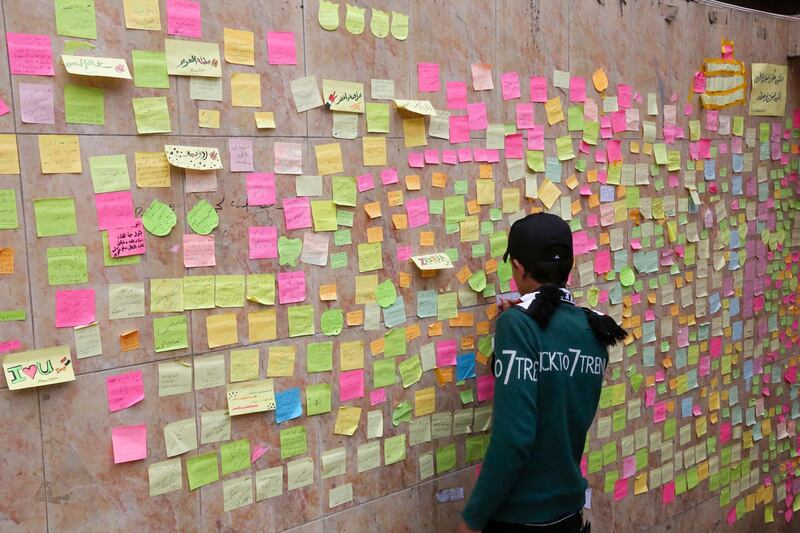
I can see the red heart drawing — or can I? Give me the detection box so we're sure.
[22,364,37,380]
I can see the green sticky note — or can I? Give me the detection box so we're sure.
[142,200,177,237]
[34,197,77,237]
[489,231,507,258]
[459,389,474,404]
[220,439,250,476]
[0,309,26,322]
[0,190,18,229]
[184,276,214,309]
[468,270,487,292]
[187,452,219,490]
[567,105,584,131]
[320,308,343,336]
[437,292,458,320]
[384,328,407,357]
[311,200,337,231]
[435,443,457,473]
[278,236,302,267]
[398,354,422,388]
[357,242,383,272]
[375,279,397,308]
[132,96,171,134]
[306,383,332,416]
[527,150,545,172]
[65,84,104,125]
[391,400,412,425]
[187,200,219,235]
[366,102,390,133]
[465,435,485,462]
[246,274,274,305]
[620,266,635,287]
[55,0,97,39]
[153,315,189,352]
[384,434,406,465]
[583,121,599,145]
[89,154,129,194]
[444,195,465,224]
[555,135,574,161]
[330,251,348,269]
[332,176,357,207]
[307,341,333,372]
[333,229,352,246]
[102,231,140,266]
[132,50,169,89]
[47,246,88,285]
[288,304,314,337]
[279,425,307,460]
[373,358,396,388]
[215,275,245,308]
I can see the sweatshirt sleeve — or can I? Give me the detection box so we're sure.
[461,310,540,530]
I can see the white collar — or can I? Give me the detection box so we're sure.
[517,287,575,309]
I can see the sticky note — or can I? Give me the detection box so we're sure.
[112,424,147,463]
[267,32,296,65]
[224,28,255,65]
[6,33,54,76]
[65,84,104,125]
[34,197,77,237]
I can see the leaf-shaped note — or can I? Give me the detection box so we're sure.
[278,236,302,267]
[390,11,409,40]
[375,279,397,308]
[370,8,389,38]
[142,199,177,237]
[345,4,365,35]
[187,199,219,235]
[321,308,344,336]
[318,0,339,31]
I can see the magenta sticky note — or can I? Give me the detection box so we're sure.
[622,455,636,479]
[248,226,278,259]
[594,250,611,275]
[106,370,145,413]
[55,289,95,328]
[267,32,297,65]
[476,374,494,402]
[112,424,148,464]
[457,148,472,162]
[407,152,424,168]
[527,125,545,151]
[423,149,439,164]
[435,339,457,367]
[445,81,467,109]
[95,191,136,231]
[467,102,488,130]
[246,172,276,206]
[569,76,586,102]
[283,197,312,230]
[606,139,622,163]
[369,388,386,406]
[516,103,534,129]
[529,76,547,102]
[442,150,457,164]
[19,83,54,124]
[6,33,54,76]
[396,245,411,262]
[339,369,365,402]
[356,173,375,192]
[693,71,706,93]
[405,197,430,229]
[277,270,306,304]
[613,479,627,501]
[167,0,202,38]
[505,134,524,159]
[228,138,254,172]
[417,63,440,92]
[107,220,146,257]
[0,340,21,354]
[251,444,268,463]
[500,71,520,100]
[616,84,632,108]
[0,97,8,117]
[449,115,470,144]
[183,234,216,268]
[380,167,398,185]
[698,138,711,159]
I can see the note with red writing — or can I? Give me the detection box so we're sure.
[106,369,145,412]
[112,424,148,463]
[166,0,201,38]
[266,32,297,65]
[55,289,95,328]
[6,33,54,76]
[108,220,146,257]
[277,271,306,304]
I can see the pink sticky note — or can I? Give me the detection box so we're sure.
[283,197,312,230]
[442,150,457,164]
[435,339,457,367]
[248,226,278,259]
[406,197,430,228]
[339,369,365,402]
[369,387,386,406]
[477,374,494,402]
[449,115,470,144]
[167,0,201,38]
[693,71,706,93]
[500,71,521,100]
[698,138,711,159]
[471,63,494,91]
[594,250,611,275]
[516,103,534,129]
[505,134,524,159]
[446,81,467,109]
[407,152,424,168]
[380,167,399,185]
[661,481,675,504]
[569,76,586,102]
[266,32,297,65]
[251,444,268,463]
[107,220,146,257]
[6,33,54,76]
[95,191,136,231]
[617,84,632,108]
[467,102,488,130]
[106,370,145,413]
[527,125,545,150]
[417,63,440,92]
[356,173,375,192]
[606,139,622,163]
[246,172,276,206]
[457,148,472,162]
[0,97,8,117]
[55,289,95,328]
[424,149,439,164]
[614,479,628,501]
[396,245,412,262]
[277,270,306,304]
[183,234,216,267]
[111,424,148,464]
[529,76,548,102]
[622,455,637,479]
[228,138,254,172]
[19,83,54,124]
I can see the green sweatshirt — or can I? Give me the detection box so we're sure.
[462,293,608,529]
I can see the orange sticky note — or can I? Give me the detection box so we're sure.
[0,248,14,274]
[346,309,364,326]
[432,172,447,188]
[392,214,408,229]
[249,309,277,342]
[120,330,140,352]
[319,284,338,301]
[387,190,404,207]
[398,272,411,288]
[427,321,442,336]
[405,323,421,341]
[369,338,384,356]
[456,266,472,284]
[420,231,435,247]
[364,202,382,219]
[367,226,384,243]
[592,68,608,92]
[405,175,421,190]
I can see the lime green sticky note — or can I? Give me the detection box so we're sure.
[331,251,348,269]
[102,231,140,266]
[55,0,97,39]
[459,389,474,404]
[307,341,333,372]
[306,383,332,415]
[187,200,219,235]
[34,197,77,237]
[63,40,94,54]
[435,443,457,473]
[280,425,307,460]
[391,400,412,425]
[215,275,245,307]
[444,195,465,224]
[398,354,422,388]
[153,315,189,352]
[0,190,18,229]
[89,154,129,194]
[220,439,250,476]
[320,308,343,336]
[132,96,171,134]
[620,266,636,287]
[583,121,599,145]
[384,328,407,357]
[384,434,406,465]
[278,236,302,267]
[288,305,314,337]
[332,176,357,207]
[357,242,383,272]
[567,105,584,131]
[465,435,485,462]
[526,150,545,172]
[132,50,169,89]
[142,200,177,237]
[65,84,104,125]
[246,274,275,305]
[373,358,396,388]
[366,102,390,133]
[0,310,26,322]
[311,200,337,231]
[47,246,88,285]
[184,276,214,309]
[437,292,458,320]
[375,279,397,308]
[555,135,574,161]
[468,270,487,292]
[187,452,219,490]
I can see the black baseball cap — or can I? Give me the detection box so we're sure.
[503,213,573,264]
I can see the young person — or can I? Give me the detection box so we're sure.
[457,213,627,533]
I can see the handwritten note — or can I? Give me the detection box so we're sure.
[166,0,201,38]
[106,369,144,412]
[112,424,147,463]
[62,55,132,79]
[164,39,221,77]
[165,145,223,170]
[6,33,54,76]
[3,345,75,390]
[266,32,296,65]
[749,63,787,116]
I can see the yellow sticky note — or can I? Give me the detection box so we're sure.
[198,109,220,129]
[254,112,276,129]
[230,348,259,382]
[0,135,20,175]
[538,178,561,209]
[403,117,427,148]
[123,0,160,31]
[267,345,296,377]
[207,313,238,348]
[545,97,564,125]
[224,28,255,66]
[248,309,277,343]
[315,142,344,175]
[135,151,170,188]
[415,386,436,416]
[334,406,362,436]
[38,135,82,174]
[3,345,75,390]
[592,67,608,92]
[362,136,387,166]
[231,72,261,107]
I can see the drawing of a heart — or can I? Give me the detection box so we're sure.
[22,365,37,379]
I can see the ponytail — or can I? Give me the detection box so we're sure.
[582,308,628,347]
[525,284,564,329]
